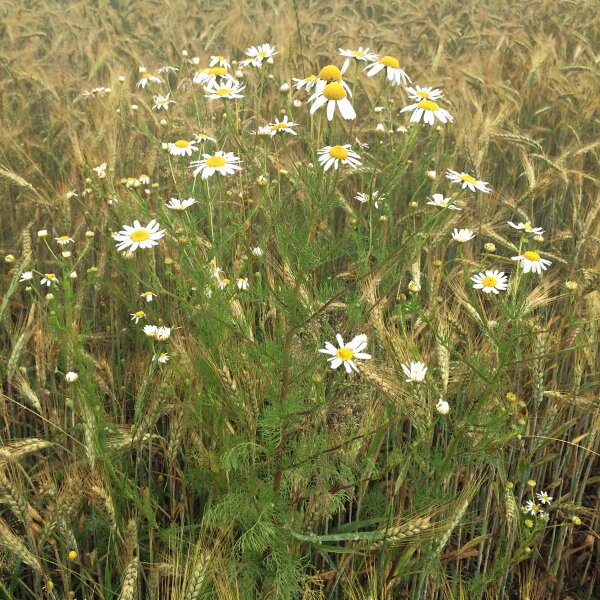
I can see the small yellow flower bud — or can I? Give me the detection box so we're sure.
[484,242,496,253]
[527,480,536,488]
[68,550,77,560]
[572,516,581,525]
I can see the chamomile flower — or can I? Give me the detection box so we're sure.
[244,43,278,67]
[511,251,552,274]
[194,133,216,144]
[155,326,171,341]
[400,98,453,125]
[130,310,146,323]
[309,82,356,120]
[153,352,170,364]
[508,221,545,235]
[269,116,298,136]
[471,270,509,294]
[143,325,158,338]
[153,94,175,110]
[218,277,231,290]
[536,491,553,505]
[157,65,179,74]
[446,169,491,193]
[190,151,242,179]
[236,277,249,290]
[93,162,107,178]
[314,64,352,95]
[165,197,197,211]
[401,361,428,383]
[436,398,450,415]
[41,273,59,287]
[426,194,461,210]
[405,85,444,101]
[251,246,263,256]
[209,55,231,69]
[355,191,384,208]
[140,291,156,302]
[292,75,318,92]
[55,235,75,245]
[113,220,165,252]
[317,145,362,171]
[524,500,540,516]
[19,271,33,282]
[203,79,245,100]
[452,228,476,243]
[364,55,410,86]
[193,66,233,86]
[338,47,378,71]
[136,72,162,88]
[319,333,371,374]
[167,139,198,157]
[65,371,79,383]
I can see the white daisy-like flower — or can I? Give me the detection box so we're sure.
[319,333,371,374]
[251,246,263,256]
[308,82,356,121]
[153,352,170,364]
[355,191,384,208]
[138,174,150,185]
[236,277,249,290]
[436,398,450,415]
[524,500,540,516]
[157,65,179,74]
[471,270,508,294]
[244,43,278,67]
[401,361,428,383]
[538,511,550,522]
[364,55,410,86]
[313,64,352,96]
[400,99,453,125]
[165,197,197,211]
[338,47,378,71]
[65,371,79,383]
[268,116,298,136]
[536,491,553,505]
[113,220,166,252]
[426,194,461,210]
[190,151,242,179]
[194,133,216,144]
[209,55,231,69]
[218,277,231,290]
[136,72,162,88]
[55,235,75,245]
[446,169,491,193]
[153,94,175,111]
[317,144,362,171]
[452,228,476,243]
[19,271,34,282]
[41,273,59,287]
[405,85,444,101]
[167,139,198,157]
[143,325,158,338]
[508,221,545,235]
[203,79,245,100]
[292,75,318,92]
[140,291,156,302]
[130,310,146,323]
[193,66,235,86]
[93,162,107,178]
[155,326,171,341]
[511,251,552,274]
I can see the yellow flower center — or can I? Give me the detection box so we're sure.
[221,278,231,285]
[208,67,227,76]
[135,311,145,318]
[258,52,267,57]
[45,273,55,279]
[271,123,288,130]
[417,90,430,98]
[523,251,541,261]
[460,174,477,184]
[323,82,347,100]
[216,88,233,96]
[336,347,354,361]
[380,56,399,68]
[206,156,227,168]
[417,99,439,111]
[524,223,533,231]
[130,229,150,242]
[58,235,70,241]
[319,64,343,81]
[329,145,349,159]
[352,51,366,57]
[143,291,153,297]
[174,140,190,148]
[482,276,498,287]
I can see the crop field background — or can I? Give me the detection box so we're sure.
[0,0,599,598]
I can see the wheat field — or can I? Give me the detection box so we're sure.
[0,0,599,598]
